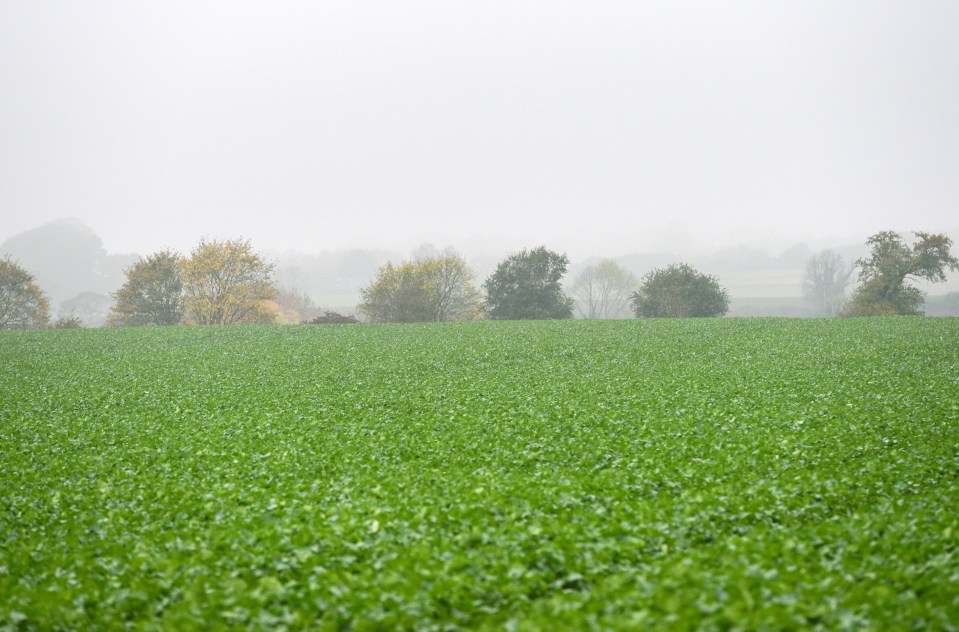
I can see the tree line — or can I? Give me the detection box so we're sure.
[0,231,956,329]
[0,239,277,329]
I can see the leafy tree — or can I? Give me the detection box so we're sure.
[423,254,485,322]
[181,239,277,325]
[360,261,430,323]
[359,251,483,323]
[483,247,574,320]
[802,250,854,317]
[0,257,50,329]
[631,263,729,318]
[108,250,184,327]
[843,231,959,316]
[569,259,638,319]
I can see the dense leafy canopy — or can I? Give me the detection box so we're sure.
[0,256,50,329]
[2,319,958,629]
[483,246,574,320]
[359,253,483,323]
[108,250,184,326]
[181,239,277,325]
[844,231,959,316]
[631,263,729,318]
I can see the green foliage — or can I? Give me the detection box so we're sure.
[0,256,50,329]
[108,250,184,327]
[360,261,430,322]
[844,231,959,316]
[2,319,959,629]
[844,278,924,316]
[181,239,277,325]
[483,246,574,320]
[631,263,729,318]
[305,311,359,324]
[359,253,483,323]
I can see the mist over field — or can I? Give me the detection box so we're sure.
[3,217,959,327]
[2,1,958,277]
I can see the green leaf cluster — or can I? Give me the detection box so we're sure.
[108,250,184,327]
[483,246,574,320]
[631,263,729,318]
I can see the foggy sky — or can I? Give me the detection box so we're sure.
[1,1,958,259]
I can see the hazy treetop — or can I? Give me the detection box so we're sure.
[1,1,958,258]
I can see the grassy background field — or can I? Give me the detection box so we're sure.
[2,319,958,629]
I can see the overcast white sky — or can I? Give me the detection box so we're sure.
[1,1,957,259]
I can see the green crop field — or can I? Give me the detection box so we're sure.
[2,319,958,630]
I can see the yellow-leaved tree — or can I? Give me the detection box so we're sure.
[181,238,277,325]
[0,256,50,329]
[359,251,484,323]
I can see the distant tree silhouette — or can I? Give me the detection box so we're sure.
[802,250,853,317]
[569,259,637,319]
[60,292,112,328]
[0,218,137,305]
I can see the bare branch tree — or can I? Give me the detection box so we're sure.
[802,250,853,317]
[569,259,637,319]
